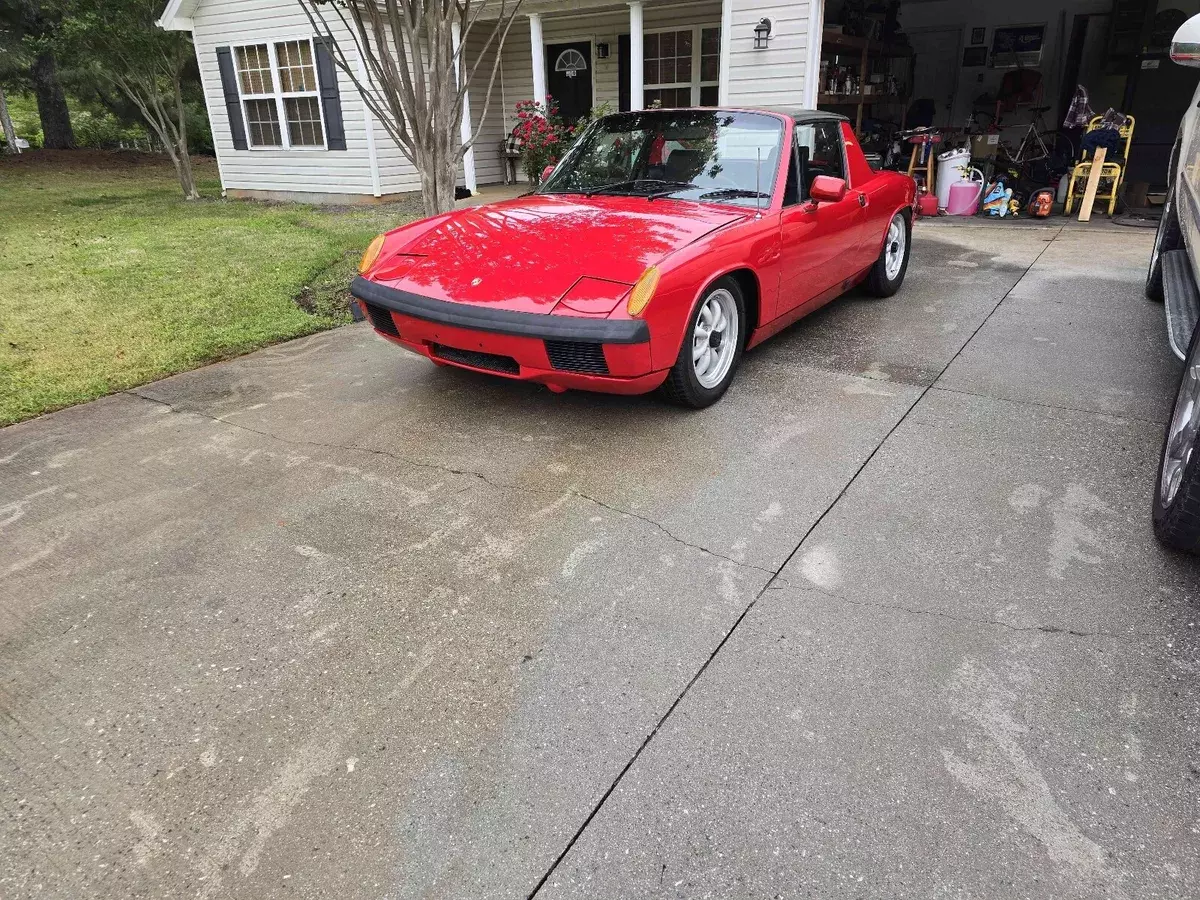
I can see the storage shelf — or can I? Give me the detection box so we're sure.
[821,31,912,57]
[818,93,903,105]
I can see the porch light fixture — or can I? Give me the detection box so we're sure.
[753,17,772,49]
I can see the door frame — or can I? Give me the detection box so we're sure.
[544,36,596,115]
[906,25,965,128]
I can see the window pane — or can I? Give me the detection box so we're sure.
[701,56,719,82]
[236,44,274,95]
[643,59,659,84]
[660,59,675,84]
[660,31,675,57]
[644,32,659,58]
[644,89,661,108]
[676,55,692,82]
[699,85,719,107]
[678,30,693,55]
[285,96,325,146]
[276,40,317,93]
[244,98,281,147]
[702,27,720,55]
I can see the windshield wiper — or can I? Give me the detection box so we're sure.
[697,188,772,201]
[646,182,702,200]
[584,179,693,198]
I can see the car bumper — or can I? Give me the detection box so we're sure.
[350,277,667,394]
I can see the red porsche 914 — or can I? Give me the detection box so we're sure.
[351,108,917,408]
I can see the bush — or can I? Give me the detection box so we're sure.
[72,109,150,149]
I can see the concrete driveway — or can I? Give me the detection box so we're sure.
[3,220,1198,899]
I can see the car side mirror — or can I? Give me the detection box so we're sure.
[541,164,556,183]
[809,175,848,203]
[1171,14,1200,66]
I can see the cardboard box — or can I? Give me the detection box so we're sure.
[971,133,1000,160]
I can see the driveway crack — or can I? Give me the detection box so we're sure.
[123,389,769,574]
[769,579,1161,642]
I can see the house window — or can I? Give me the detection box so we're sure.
[233,39,325,149]
[643,25,720,108]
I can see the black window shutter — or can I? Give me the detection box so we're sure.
[313,37,347,150]
[215,46,248,150]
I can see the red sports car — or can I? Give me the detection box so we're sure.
[352,108,916,408]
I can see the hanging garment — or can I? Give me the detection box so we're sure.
[1064,85,1094,128]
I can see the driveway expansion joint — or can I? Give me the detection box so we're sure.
[122,389,769,575]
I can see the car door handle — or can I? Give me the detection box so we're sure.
[857,192,867,208]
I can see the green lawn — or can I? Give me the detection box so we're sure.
[0,151,420,425]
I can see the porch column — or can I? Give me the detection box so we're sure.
[718,0,732,105]
[451,20,477,194]
[628,1,644,111]
[529,13,547,108]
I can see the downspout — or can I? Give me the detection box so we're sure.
[804,0,826,109]
[358,55,382,198]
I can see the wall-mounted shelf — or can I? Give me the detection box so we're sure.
[819,29,912,133]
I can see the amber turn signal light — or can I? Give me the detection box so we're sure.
[626,266,660,317]
[359,234,386,274]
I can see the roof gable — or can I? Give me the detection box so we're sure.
[157,0,200,30]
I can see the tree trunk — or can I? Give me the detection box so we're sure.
[416,144,460,215]
[32,52,75,149]
[172,140,200,200]
[0,86,19,153]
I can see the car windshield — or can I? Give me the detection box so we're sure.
[539,110,784,208]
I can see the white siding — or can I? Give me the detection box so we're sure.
[726,0,811,108]
[466,28,507,186]
[192,0,425,197]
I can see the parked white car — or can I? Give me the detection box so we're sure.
[1147,13,1200,550]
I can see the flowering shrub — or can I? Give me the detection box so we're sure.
[513,97,574,184]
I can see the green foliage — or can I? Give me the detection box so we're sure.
[71,108,147,148]
[0,153,419,425]
[3,91,42,146]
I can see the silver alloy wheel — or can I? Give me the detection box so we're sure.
[884,214,906,280]
[692,288,739,389]
[1162,358,1200,506]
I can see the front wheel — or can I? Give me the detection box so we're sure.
[1154,322,1200,551]
[660,277,745,408]
[864,212,911,297]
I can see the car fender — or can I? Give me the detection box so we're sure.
[638,216,780,371]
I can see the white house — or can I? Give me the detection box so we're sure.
[156,0,822,203]
[158,0,1146,203]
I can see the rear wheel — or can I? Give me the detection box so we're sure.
[1154,321,1200,551]
[864,212,910,297]
[661,277,745,409]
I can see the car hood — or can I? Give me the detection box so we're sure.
[373,194,747,314]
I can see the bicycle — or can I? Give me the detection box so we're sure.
[994,106,1075,183]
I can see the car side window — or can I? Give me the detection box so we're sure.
[795,121,846,194]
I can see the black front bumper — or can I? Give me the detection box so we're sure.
[350,276,650,345]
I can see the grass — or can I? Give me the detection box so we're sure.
[0,151,421,425]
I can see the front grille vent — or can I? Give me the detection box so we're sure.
[544,340,610,375]
[363,302,400,337]
[431,344,520,375]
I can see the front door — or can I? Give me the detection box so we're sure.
[546,41,592,124]
[776,121,863,315]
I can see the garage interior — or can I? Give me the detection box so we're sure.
[815,0,1200,202]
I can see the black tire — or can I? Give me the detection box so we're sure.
[660,276,746,409]
[1153,321,1200,551]
[1147,182,1182,302]
[864,211,911,297]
